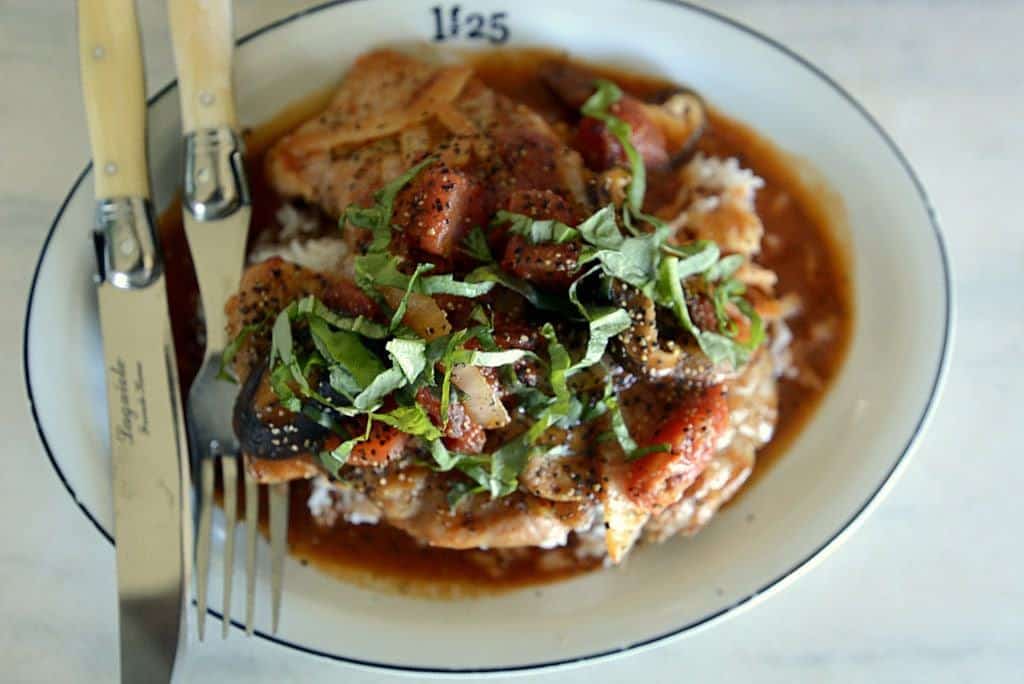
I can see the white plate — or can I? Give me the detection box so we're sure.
[23,0,951,674]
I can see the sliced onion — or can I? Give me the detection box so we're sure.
[380,287,452,340]
[596,455,649,563]
[451,365,510,429]
[289,66,473,153]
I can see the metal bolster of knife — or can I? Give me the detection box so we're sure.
[92,197,163,289]
[183,126,250,221]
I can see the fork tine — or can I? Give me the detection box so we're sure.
[220,456,238,638]
[196,457,214,641]
[243,466,258,635]
[268,483,289,634]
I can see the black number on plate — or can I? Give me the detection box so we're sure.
[431,6,509,45]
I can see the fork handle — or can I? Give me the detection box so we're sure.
[78,0,149,199]
[168,0,237,132]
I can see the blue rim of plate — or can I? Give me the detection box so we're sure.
[22,0,953,674]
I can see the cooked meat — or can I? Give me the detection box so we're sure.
[265,49,590,239]
[228,258,328,380]
[345,465,595,550]
[220,50,801,569]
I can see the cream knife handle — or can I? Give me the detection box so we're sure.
[78,0,149,200]
[169,0,237,132]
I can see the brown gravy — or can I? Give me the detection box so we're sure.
[160,49,851,596]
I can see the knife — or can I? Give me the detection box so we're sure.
[78,1,191,681]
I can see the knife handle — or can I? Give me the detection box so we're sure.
[78,0,149,200]
[169,0,237,132]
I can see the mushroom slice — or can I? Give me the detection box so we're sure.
[610,282,715,384]
[646,87,707,166]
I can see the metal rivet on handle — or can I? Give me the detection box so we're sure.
[92,45,105,60]
[104,162,118,176]
[199,91,215,107]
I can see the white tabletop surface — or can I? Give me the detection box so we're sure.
[2,1,1021,682]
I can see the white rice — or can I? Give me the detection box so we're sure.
[307,476,382,526]
[275,204,321,240]
[682,153,765,205]
[248,203,350,272]
[248,236,350,272]
[573,515,610,562]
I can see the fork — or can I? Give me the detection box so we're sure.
[169,0,289,639]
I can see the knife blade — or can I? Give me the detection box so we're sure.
[78,1,191,681]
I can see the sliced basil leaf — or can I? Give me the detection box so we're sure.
[318,419,374,478]
[575,205,623,249]
[627,442,672,461]
[269,309,293,366]
[581,79,645,213]
[671,240,720,280]
[603,378,638,454]
[375,404,443,441]
[328,365,362,399]
[539,323,571,405]
[429,439,463,472]
[568,308,631,375]
[269,363,302,413]
[452,348,537,368]
[661,255,754,368]
[446,480,485,510]
[308,317,384,389]
[461,227,494,263]
[419,274,495,297]
[438,329,474,423]
[487,439,530,498]
[344,156,436,253]
[385,337,427,383]
[735,296,765,350]
[352,366,406,410]
[705,253,744,282]
[217,323,261,382]
[293,295,388,339]
[465,265,573,313]
[388,263,433,332]
[497,210,580,244]
[318,441,354,478]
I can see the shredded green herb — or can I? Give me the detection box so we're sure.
[217,323,261,382]
[460,227,494,263]
[242,90,770,503]
[581,79,647,214]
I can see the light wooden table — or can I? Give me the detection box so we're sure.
[2,1,1021,682]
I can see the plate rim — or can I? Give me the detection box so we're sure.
[21,0,954,674]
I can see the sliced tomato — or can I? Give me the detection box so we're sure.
[393,164,487,259]
[324,421,410,467]
[576,97,670,172]
[501,235,581,291]
[627,384,729,511]
[504,188,580,224]
[322,277,381,319]
[415,387,487,454]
